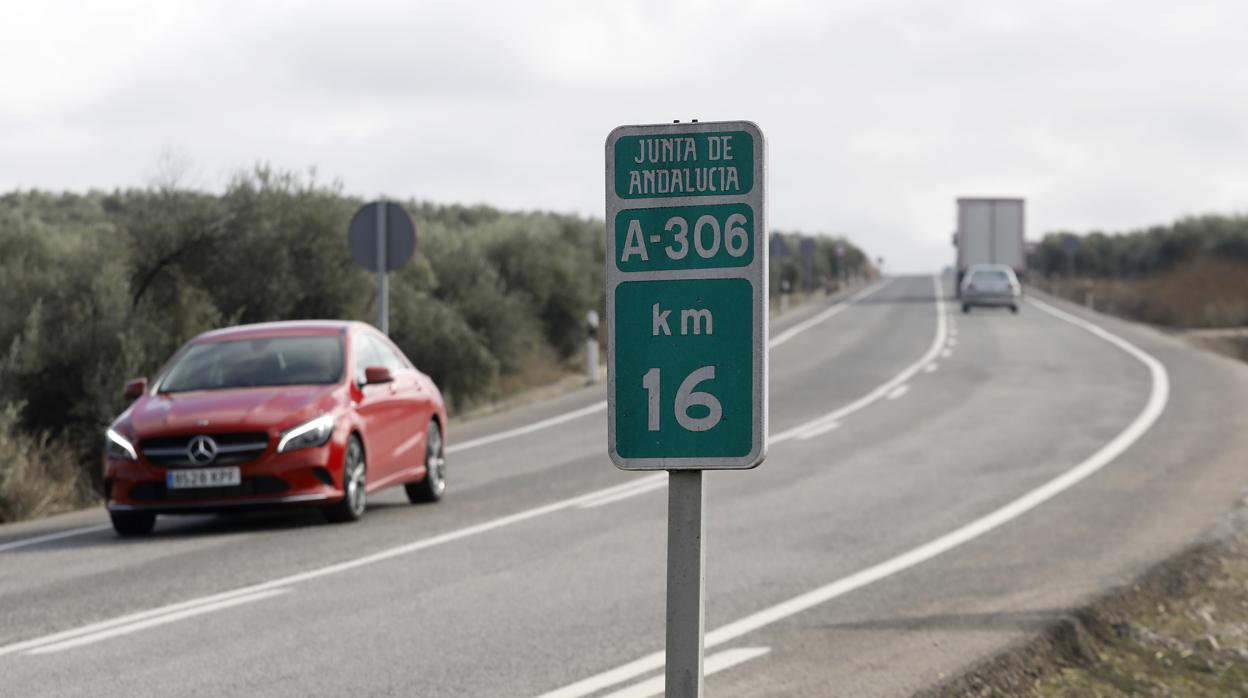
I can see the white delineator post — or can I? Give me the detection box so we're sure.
[587,310,600,384]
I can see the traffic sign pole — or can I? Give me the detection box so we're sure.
[665,470,705,697]
[376,201,389,335]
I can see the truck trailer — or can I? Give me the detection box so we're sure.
[954,198,1025,294]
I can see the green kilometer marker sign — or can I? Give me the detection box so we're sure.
[606,121,768,470]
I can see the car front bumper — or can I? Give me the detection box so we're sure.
[961,290,1019,306]
[104,441,346,515]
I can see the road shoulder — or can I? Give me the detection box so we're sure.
[919,502,1248,697]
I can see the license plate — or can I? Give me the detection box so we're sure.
[167,467,241,489]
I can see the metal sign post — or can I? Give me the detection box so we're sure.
[605,120,767,698]
[665,469,705,695]
[376,202,389,334]
[348,201,417,335]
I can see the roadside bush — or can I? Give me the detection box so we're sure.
[1030,213,1248,329]
[768,231,875,296]
[1030,214,1248,279]
[0,404,93,523]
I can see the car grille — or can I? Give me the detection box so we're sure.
[139,432,270,467]
[128,476,290,502]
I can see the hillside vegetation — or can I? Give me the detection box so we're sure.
[0,168,872,522]
[1029,214,1248,328]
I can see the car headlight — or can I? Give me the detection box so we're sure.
[106,428,138,461]
[277,414,336,453]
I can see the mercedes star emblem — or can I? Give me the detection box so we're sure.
[186,435,218,465]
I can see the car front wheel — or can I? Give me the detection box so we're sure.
[325,436,366,523]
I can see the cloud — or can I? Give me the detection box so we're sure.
[2,0,1246,271]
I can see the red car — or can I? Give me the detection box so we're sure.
[103,321,448,536]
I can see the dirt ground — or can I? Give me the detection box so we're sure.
[919,505,1248,697]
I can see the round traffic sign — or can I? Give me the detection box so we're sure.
[348,202,416,272]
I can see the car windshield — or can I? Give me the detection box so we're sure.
[972,270,1010,282]
[159,336,343,392]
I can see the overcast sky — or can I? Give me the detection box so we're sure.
[3,0,1245,272]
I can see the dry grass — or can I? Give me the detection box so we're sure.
[921,512,1248,697]
[0,406,96,523]
[1037,257,1248,329]
[1187,334,1248,363]
[452,345,595,421]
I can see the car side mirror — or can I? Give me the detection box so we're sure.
[364,366,393,385]
[123,378,148,400]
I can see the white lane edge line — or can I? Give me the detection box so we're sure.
[27,589,291,655]
[0,475,678,658]
[599,647,772,698]
[794,421,840,441]
[578,478,669,509]
[445,279,889,457]
[768,279,892,349]
[535,286,1169,698]
[447,401,608,454]
[885,384,910,400]
[0,524,112,553]
[770,275,947,445]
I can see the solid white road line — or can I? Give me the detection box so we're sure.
[770,275,947,445]
[447,401,608,454]
[0,475,679,658]
[886,384,911,400]
[794,421,840,441]
[768,280,891,349]
[599,647,771,698]
[28,589,291,654]
[0,524,111,553]
[578,477,669,509]
[535,290,1169,698]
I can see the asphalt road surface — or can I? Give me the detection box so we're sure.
[3,274,1247,697]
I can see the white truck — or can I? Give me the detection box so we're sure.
[954,198,1025,295]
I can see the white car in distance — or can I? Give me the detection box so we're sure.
[960,264,1021,314]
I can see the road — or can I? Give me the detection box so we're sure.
[2,274,1247,697]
